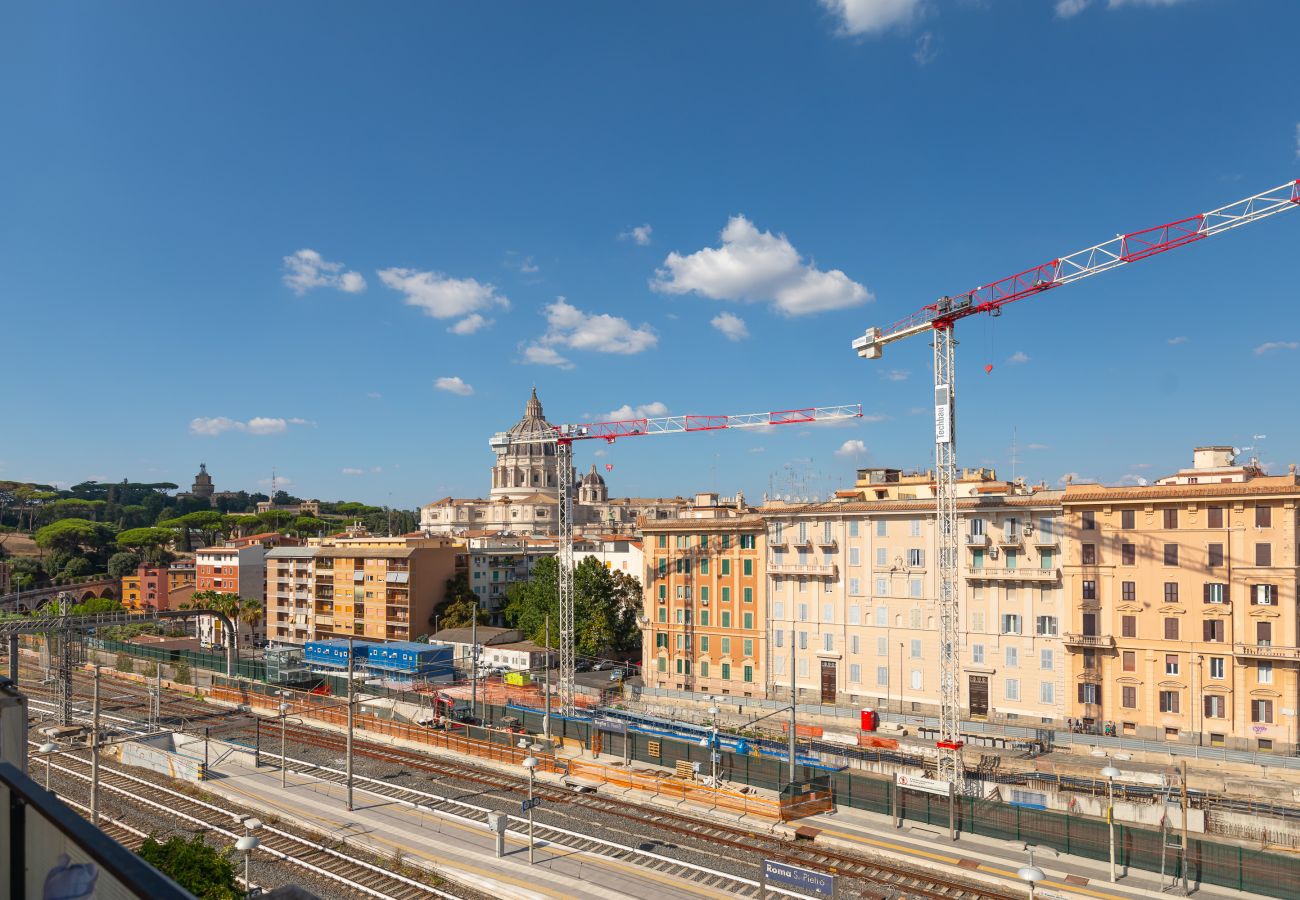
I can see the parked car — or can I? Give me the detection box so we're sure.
[609,668,625,682]
[574,661,592,673]
[591,660,607,671]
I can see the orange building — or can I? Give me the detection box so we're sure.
[640,493,766,698]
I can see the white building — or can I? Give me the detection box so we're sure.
[265,546,315,646]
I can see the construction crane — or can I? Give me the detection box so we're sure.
[491,403,863,716]
[852,178,1300,788]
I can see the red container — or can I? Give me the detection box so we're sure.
[860,708,878,732]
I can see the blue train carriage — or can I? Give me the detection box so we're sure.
[303,638,371,671]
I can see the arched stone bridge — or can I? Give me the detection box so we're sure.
[0,577,118,612]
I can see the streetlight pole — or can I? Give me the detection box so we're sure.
[1017,847,1045,900]
[522,756,538,864]
[708,705,720,805]
[235,822,260,895]
[788,627,796,786]
[279,700,290,789]
[39,742,57,792]
[91,665,101,826]
[471,612,478,724]
[1101,764,1120,882]
[346,637,354,812]
[544,615,552,741]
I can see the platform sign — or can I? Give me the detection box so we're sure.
[763,860,835,898]
[521,796,542,813]
[896,772,949,796]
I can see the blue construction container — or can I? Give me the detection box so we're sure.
[303,639,370,669]
[363,641,453,681]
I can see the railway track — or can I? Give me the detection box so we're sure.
[32,741,459,900]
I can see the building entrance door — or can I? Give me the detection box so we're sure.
[820,660,837,704]
[969,675,989,718]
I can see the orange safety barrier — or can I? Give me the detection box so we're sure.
[569,759,786,820]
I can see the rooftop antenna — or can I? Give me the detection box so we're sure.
[1010,425,1019,483]
[270,465,277,499]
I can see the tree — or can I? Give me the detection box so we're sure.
[291,516,326,536]
[430,572,482,631]
[60,557,93,579]
[34,518,116,555]
[117,527,175,553]
[107,551,142,579]
[138,833,240,900]
[237,598,263,642]
[174,659,192,685]
[115,652,135,674]
[502,556,642,657]
[69,596,124,616]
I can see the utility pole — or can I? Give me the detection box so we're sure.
[1180,761,1190,895]
[788,627,796,786]
[543,615,552,740]
[471,611,478,723]
[90,665,101,826]
[346,637,354,812]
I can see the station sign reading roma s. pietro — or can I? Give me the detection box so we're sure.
[764,859,835,898]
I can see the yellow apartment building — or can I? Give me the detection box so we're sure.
[311,535,462,643]
[1063,447,1300,752]
[640,493,766,698]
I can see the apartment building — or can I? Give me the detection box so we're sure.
[195,544,266,647]
[265,546,316,646]
[311,535,460,643]
[122,562,195,611]
[761,468,1067,726]
[466,535,557,622]
[1062,447,1300,752]
[640,493,766,697]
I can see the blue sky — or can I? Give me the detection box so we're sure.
[2,1,1298,508]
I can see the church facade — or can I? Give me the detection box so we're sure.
[419,388,687,536]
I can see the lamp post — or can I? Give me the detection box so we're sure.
[1101,764,1121,882]
[706,705,721,802]
[39,742,57,791]
[235,832,260,895]
[1016,847,1046,900]
[279,700,290,788]
[522,756,538,864]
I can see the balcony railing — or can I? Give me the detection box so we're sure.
[816,536,838,549]
[966,567,1059,582]
[768,562,837,577]
[1063,633,1115,648]
[965,533,990,548]
[1233,643,1300,660]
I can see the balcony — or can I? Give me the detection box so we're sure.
[997,532,1023,547]
[1077,669,1103,684]
[768,533,788,548]
[964,532,990,548]
[1233,643,1300,660]
[1063,633,1115,649]
[816,535,838,549]
[966,567,1060,583]
[769,562,837,577]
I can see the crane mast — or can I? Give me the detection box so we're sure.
[492,404,862,718]
[854,178,1299,790]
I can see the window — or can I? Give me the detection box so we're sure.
[876,636,888,656]
[798,603,808,621]
[1082,510,1096,530]
[876,666,889,686]
[1164,582,1179,603]
[1082,580,1096,600]
[910,639,922,658]
[720,637,731,655]
[849,664,861,684]
[1005,646,1019,667]
[658,606,667,623]
[798,659,808,677]
[657,657,666,672]
[1252,699,1274,724]
[1204,583,1226,604]
[743,559,753,576]
[699,661,709,678]
[1040,683,1055,705]
[850,633,860,652]
[849,520,860,537]
[1164,617,1180,640]
[1005,678,1020,701]
[1001,614,1023,635]
[823,577,833,594]
[909,608,922,628]
[773,522,784,544]
[1122,686,1137,709]
[875,607,887,627]
[1114,543,1135,568]
[798,631,807,650]
[740,534,756,550]
[722,587,731,603]
[823,633,833,652]
[1164,544,1178,566]
[849,547,860,566]
[875,547,887,566]
[701,559,710,575]
[1079,683,1100,705]
[1159,691,1180,714]
[774,630,784,648]
[910,670,923,690]
[1163,508,1179,529]
[972,549,984,569]
[1253,584,1278,605]
[1082,544,1097,565]
[743,612,753,629]
[907,549,925,567]
[742,638,753,657]
[655,633,668,648]
[1256,543,1272,567]
[875,577,888,596]
[721,611,731,628]
[849,578,861,596]
[970,518,984,536]
[1122,650,1135,672]
[1122,581,1136,602]
[1257,621,1273,646]
[1165,654,1180,675]
[743,587,753,603]
[1209,657,1225,679]
[771,600,783,619]
[1208,543,1224,568]
[821,603,833,622]
[1256,504,1272,528]
[700,635,709,652]
[1259,661,1274,685]
[1121,509,1135,529]
[1041,648,1054,670]
[971,611,985,632]
[658,559,668,577]
[721,560,731,576]
[1121,616,1136,638]
[876,519,886,537]
[972,644,985,664]
[721,663,731,680]
[1203,620,1224,642]
[909,578,922,598]
[798,522,808,544]
[657,535,667,548]
[910,519,922,537]
[1005,550,1018,570]
[700,586,710,603]
[1036,616,1058,636]
[1208,506,1224,528]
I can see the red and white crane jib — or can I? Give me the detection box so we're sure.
[549,404,864,444]
[853,178,1300,355]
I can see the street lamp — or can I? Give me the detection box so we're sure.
[39,742,58,791]
[705,705,721,802]
[1016,847,1046,900]
[235,833,259,894]
[279,701,291,788]
[522,756,538,864]
[1101,764,1121,882]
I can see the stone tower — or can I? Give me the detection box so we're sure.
[191,463,215,503]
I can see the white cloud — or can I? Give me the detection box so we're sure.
[377,267,509,335]
[836,439,867,457]
[619,224,653,246]
[882,369,910,382]
[287,417,315,427]
[1006,351,1031,365]
[912,31,937,65]
[820,0,922,35]
[518,256,540,274]
[366,392,383,399]
[710,312,750,342]
[592,448,608,458]
[860,413,889,424]
[1254,341,1299,356]
[1059,0,1195,16]
[341,467,365,476]
[653,215,872,316]
[1108,0,1196,8]
[282,249,366,295]
[1167,336,1189,345]
[604,401,669,421]
[1027,443,1049,451]
[1116,474,1149,487]
[1055,0,1090,16]
[247,417,289,435]
[748,447,766,454]
[522,297,657,367]
[435,376,475,396]
[189,416,312,437]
